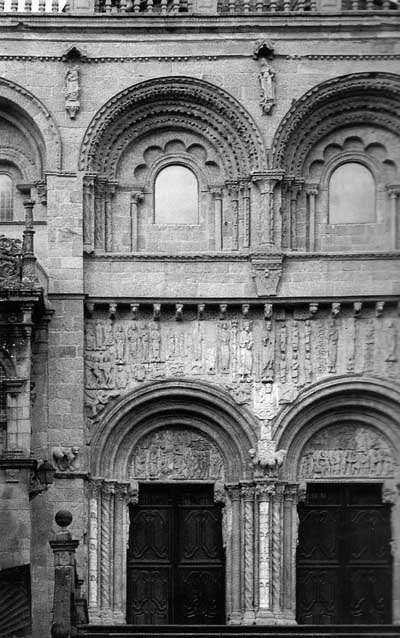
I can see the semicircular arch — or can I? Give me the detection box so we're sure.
[91,378,258,483]
[0,77,62,173]
[274,375,400,482]
[79,76,267,179]
[271,72,400,178]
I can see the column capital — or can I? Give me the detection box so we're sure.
[386,184,400,198]
[225,483,241,500]
[241,483,255,500]
[305,183,319,197]
[255,481,276,499]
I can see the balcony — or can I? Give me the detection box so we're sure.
[0,0,397,14]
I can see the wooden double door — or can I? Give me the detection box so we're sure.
[127,483,225,624]
[296,483,392,624]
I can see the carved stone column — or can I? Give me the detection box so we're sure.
[94,180,106,251]
[22,199,36,283]
[113,482,130,622]
[255,481,297,625]
[210,186,223,251]
[387,185,400,250]
[255,482,274,622]
[282,484,298,622]
[289,181,303,251]
[240,181,251,249]
[241,483,255,622]
[226,484,242,623]
[306,184,319,251]
[130,190,144,252]
[271,484,284,616]
[105,183,117,253]
[83,174,96,252]
[228,184,240,251]
[88,479,102,615]
[100,481,115,620]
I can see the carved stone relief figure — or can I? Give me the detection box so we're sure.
[291,321,299,385]
[363,318,375,373]
[299,424,395,480]
[327,318,338,374]
[385,320,398,376]
[64,65,81,119]
[278,322,287,384]
[303,320,312,384]
[261,320,274,384]
[239,322,253,381]
[258,59,276,115]
[129,428,225,482]
[218,322,231,374]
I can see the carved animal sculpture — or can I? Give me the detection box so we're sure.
[51,446,79,472]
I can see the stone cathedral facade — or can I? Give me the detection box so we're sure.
[0,1,399,637]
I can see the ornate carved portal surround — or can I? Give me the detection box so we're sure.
[87,378,400,625]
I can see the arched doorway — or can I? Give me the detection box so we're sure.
[275,377,400,625]
[88,379,258,625]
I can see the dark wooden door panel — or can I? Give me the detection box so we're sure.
[297,567,339,624]
[296,483,392,625]
[178,507,223,561]
[127,567,170,624]
[175,566,225,624]
[347,566,392,624]
[127,483,225,625]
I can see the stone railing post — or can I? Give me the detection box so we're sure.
[49,510,80,638]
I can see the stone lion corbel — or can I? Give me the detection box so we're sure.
[51,445,80,472]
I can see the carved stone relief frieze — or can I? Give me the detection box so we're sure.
[84,308,400,431]
[128,428,225,482]
[299,424,395,480]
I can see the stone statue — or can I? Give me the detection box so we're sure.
[258,59,276,115]
[64,65,80,119]
[51,446,80,472]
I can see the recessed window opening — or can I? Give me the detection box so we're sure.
[154,165,198,225]
[329,162,375,224]
[0,174,13,222]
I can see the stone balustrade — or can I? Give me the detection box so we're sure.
[0,0,397,13]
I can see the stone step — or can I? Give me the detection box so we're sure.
[77,625,400,638]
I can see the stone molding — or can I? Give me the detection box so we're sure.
[0,76,62,172]
[272,72,400,177]
[79,76,267,177]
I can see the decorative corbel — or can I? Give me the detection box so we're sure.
[108,302,117,320]
[175,304,183,321]
[153,303,161,321]
[375,301,385,318]
[130,303,139,320]
[197,303,205,320]
[251,253,283,297]
[219,303,227,320]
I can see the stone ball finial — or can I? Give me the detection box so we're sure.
[55,510,73,528]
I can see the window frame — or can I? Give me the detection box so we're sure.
[153,162,200,226]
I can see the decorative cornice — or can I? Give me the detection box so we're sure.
[0,53,399,62]
[84,250,400,262]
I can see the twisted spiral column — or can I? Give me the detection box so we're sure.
[88,479,102,614]
[100,481,115,616]
[272,484,285,614]
[241,484,255,621]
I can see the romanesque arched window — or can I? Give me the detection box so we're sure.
[154,164,199,225]
[0,174,13,221]
[328,162,376,224]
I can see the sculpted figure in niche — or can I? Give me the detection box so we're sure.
[261,320,274,383]
[95,320,104,349]
[328,318,338,373]
[239,322,253,380]
[86,321,96,350]
[219,322,231,373]
[149,322,161,361]
[64,65,81,119]
[258,59,276,115]
[127,322,139,360]
[115,324,126,363]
